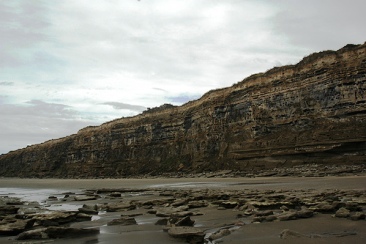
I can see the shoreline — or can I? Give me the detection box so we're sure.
[1,175,365,190]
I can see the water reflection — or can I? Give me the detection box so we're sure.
[0,187,82,211]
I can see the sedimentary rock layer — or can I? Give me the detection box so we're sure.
[1,43,366,177]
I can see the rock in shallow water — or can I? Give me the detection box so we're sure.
[106,202,137,212]
[280,229,307,239]
[168,226,205,244]
[155,218,168,225]
[170,216,195,227]
[78,204,98,215]
[74,195,99,201]
[107,217,137,226]
[209,228,231,241]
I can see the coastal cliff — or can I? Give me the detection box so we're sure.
[1,43,365,178]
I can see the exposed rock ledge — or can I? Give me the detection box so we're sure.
[0,43,366,178]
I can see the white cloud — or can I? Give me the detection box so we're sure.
[101,102,146,112]
[272,0,366,51]
[1,0,366,154]
[0,100,97,154]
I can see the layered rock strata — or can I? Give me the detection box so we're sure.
[1,43,366,178]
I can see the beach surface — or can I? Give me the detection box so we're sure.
[1,175,366,190]
[0,176,365,243]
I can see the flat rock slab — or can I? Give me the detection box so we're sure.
[74,195,98,201]
[0,205,20,215]
[0,219,35,235]
[280,228,358,239]
[78,207,98,215]
[106,202,136,212]
[171,210,194,218]
[94,188,147,194]
[16,227,99,240]
[107,217,137,226]
[280,229,307,239]
[168,226,204,240]
[31,211,91,225]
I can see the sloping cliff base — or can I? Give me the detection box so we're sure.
[0,176,365,243]
[0,42,366,178]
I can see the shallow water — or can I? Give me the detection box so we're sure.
[0,187,83,211]
[0,187,62,203]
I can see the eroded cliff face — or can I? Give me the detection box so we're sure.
[1,43,366,178]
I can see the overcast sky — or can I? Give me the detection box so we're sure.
[1,0,366,154]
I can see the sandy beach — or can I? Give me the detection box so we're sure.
[0,176,365,243]
[1,175,366,190]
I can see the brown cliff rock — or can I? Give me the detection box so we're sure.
[0,43,366,178]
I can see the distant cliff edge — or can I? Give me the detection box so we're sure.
[1,43,366,178]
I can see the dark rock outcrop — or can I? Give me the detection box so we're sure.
[107,217,137,226]
[16,227,99,240]
[0,43,366,178]
[167,226,205,243]
[0,219,35,235]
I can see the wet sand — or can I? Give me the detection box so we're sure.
[1,175,365,191]
[0,176,365,243]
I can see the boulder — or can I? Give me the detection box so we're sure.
[335,207,350,218]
